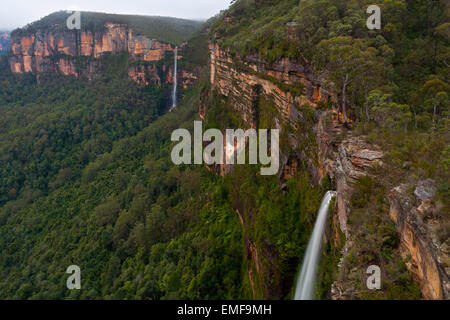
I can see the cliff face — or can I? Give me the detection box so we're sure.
[388,182,449,299]
[209,43,334,127]
[8,23,197,87]
[206,44,355,298]
[208,44,381,229]
[9,23,171,75]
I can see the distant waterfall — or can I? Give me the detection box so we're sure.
[171,46,178,111]
[294,191,336,300]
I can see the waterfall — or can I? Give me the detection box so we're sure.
[170,46,178,111]
[294,191,336,300]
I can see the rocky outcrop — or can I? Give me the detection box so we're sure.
[181,70,198,89]
[207,42,389,300]
[324,132,383,236]
[7,23,187,87]
[127,64,162,86]
[0,31,10,54]
[9,23,174,72]
[388,181,449,300]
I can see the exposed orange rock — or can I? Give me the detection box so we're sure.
[206,42,398,300]
[12,62,22,73]
[282,158,298,180]
[80,31,93,56]
[313,85,322,103]
[56,58,77,76]
[20,35,34,53]
[8,22,176,85]
[389,183,449,300]
[128,64,161,86]
[167,68,174,84]
[181,70,197,88]
[46,35,55,55]
[208,43,337,298]
[209,43,334,127]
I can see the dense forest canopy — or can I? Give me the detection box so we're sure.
[212,0,449,201]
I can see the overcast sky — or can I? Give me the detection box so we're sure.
[0,0,232,30]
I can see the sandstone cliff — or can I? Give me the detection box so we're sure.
[205,43,342,298]
[209,43,335,127]
[388,182,449,299]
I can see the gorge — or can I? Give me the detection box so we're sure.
[171,46,178,110]
[0,0,448,301]
[7,12,201,92]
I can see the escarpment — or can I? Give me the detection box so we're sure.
[8,23,198,87]
[205,43,379,298]
[205,42,447,300]
[388,182,449,299]
[0,31,10,53]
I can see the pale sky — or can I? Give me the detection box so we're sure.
[0,0,232,30]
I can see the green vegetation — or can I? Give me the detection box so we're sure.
[203,89,325,298]
[179,30,210,72]
[211,0,448,138]
[0,66,321,299]
[0,68,246,298]
[13,11,202,45]
[0,37,321,298]
[0,31,9,54]
[0,0,447,300]
[343,175,421,299]
[211,0,448,299]
[0,55,167,207]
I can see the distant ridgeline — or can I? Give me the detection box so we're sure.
[7,11,202,87]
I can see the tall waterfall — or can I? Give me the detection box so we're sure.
[171,46,178,110]
[294,191,336,300]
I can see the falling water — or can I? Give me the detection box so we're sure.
[294,191,336,300]
[171,46,178,111]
